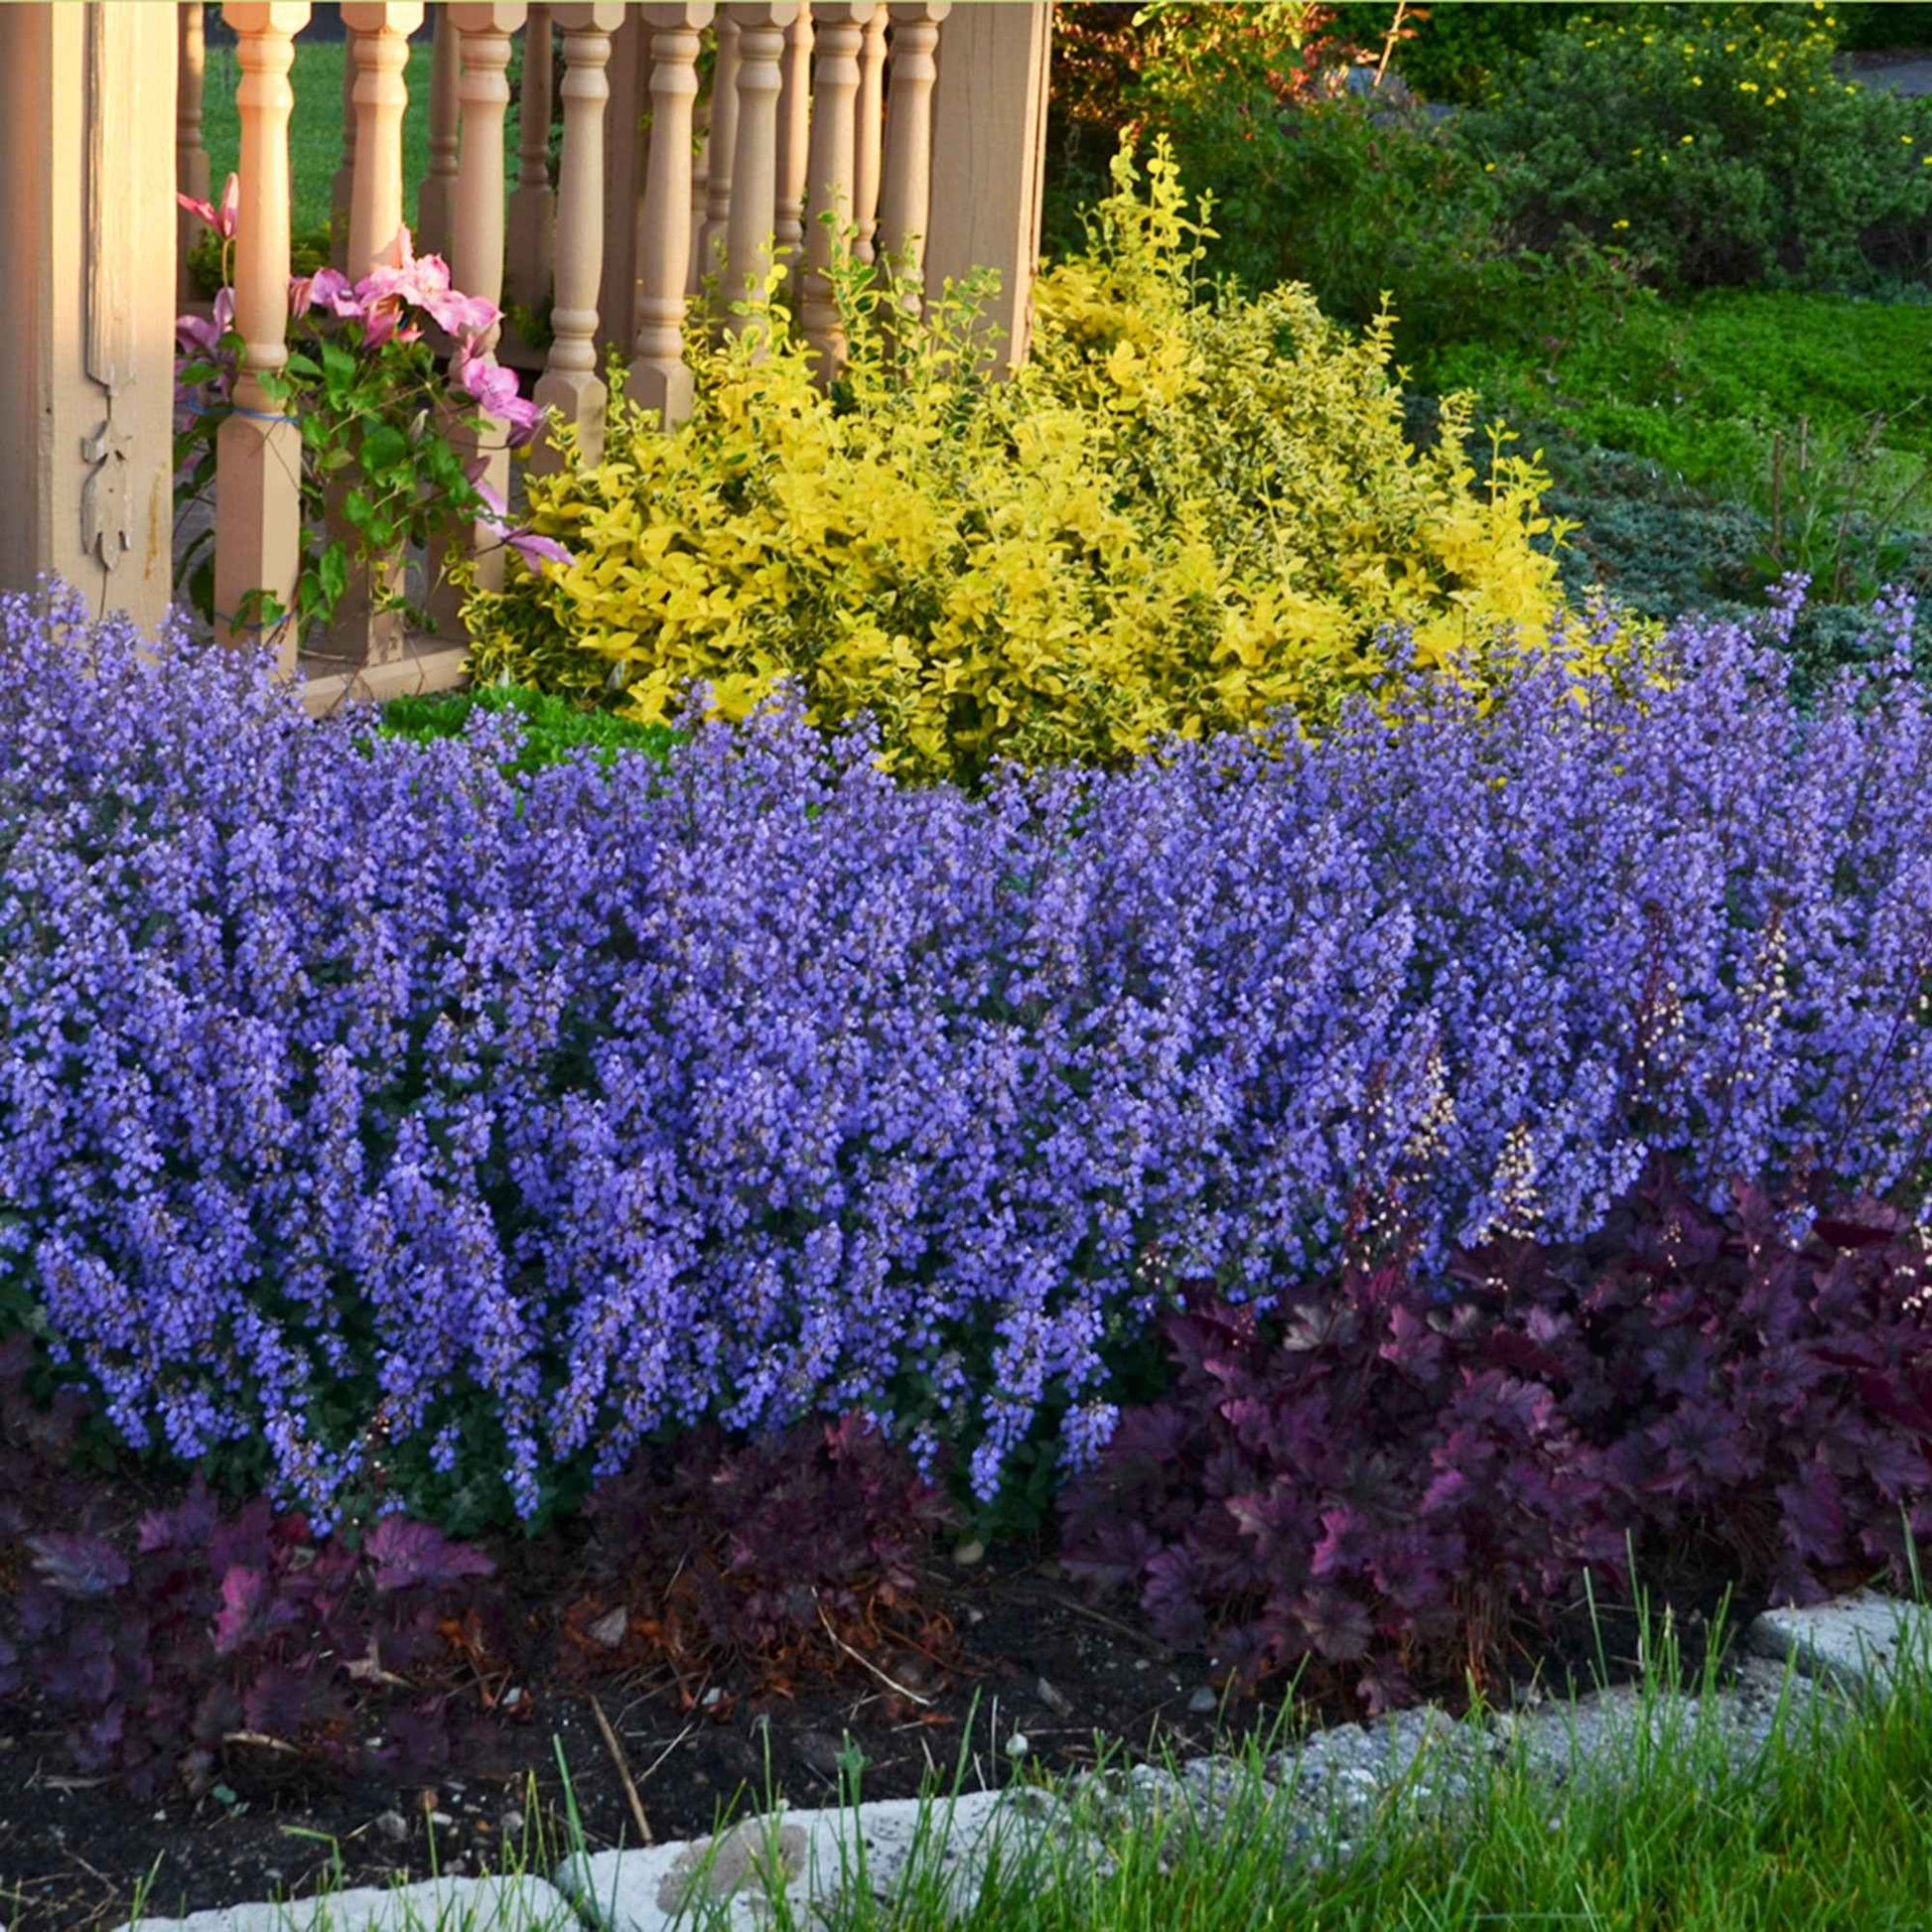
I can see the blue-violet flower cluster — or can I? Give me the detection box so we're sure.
[1,580,1928,1519]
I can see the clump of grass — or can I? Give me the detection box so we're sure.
[121,1768,586,1930]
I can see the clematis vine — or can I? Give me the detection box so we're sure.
[171,207,568,638]
[455,351,542,444]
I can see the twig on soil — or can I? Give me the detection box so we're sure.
[815,1595,936,1707]
[591,1694,656,1848]
[221,1730,305,1756]
[633,1721,697,1792]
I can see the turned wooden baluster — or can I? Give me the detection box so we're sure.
[852,1,887,266]
[418,3,462,255]
[439,1,527,620]
[177,3,212,304]
[723,2,797,335]
[596,13,645,359]
[506,5,555,311]
[532,1,623,472]
[686,91,712,297]
[343,3,423,274]
[773,7,812,275]
[331,24,357,266]
[699,14,740,298]
[632,5,717,425]
[334,3,423,665]
[879,0,945,316]
[215,1,312,667]
[800,3,867,376]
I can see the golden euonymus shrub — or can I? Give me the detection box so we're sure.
[464,142,1582,783]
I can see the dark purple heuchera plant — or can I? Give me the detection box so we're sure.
[1,1463,496,1798]
[2,577,1932,1523]
[1060,1166,1932,1710]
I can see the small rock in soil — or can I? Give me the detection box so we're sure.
[1036,1677,1073,1718]
[793,1729,849,1779]
[587,1605,629,1649]
[1187,1687,1218,1715]
[373,1811,409,1846]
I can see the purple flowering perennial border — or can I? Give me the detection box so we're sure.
[1,580,1929,1520]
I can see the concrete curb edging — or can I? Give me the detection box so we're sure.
[114,1875,579,1932]
[1746,1588,1932,1694]
[552,1789,1078,1932]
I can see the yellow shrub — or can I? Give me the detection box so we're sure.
[464,141,1583,784]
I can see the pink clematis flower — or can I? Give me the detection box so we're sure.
[357,226,501,345]
[454,350,541,443]
[289,266,358,318]
[175,288,236,425]
[178,174,240,240]
[475,481,573,571]
[175,286,236,359]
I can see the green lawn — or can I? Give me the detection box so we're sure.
[200,37,477,245]
[1433,286,1932,497]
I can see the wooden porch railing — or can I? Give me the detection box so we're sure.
[171,0,1050,713]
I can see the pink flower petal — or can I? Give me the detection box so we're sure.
[508,530,573,569]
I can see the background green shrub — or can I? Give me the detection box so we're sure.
[1330,0,1591,107]
[1460,6,1932,290]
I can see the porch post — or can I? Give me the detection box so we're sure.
[923,0,1051,371]
[0,3,180,630]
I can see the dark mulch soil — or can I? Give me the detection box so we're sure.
[0,1467,1772,1932]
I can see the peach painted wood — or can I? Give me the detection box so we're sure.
[723,2,798,334]
[176,3,211,304]
[337,3,425,666]
[687,90,711,296]
[215,1,312,665]
[506,5,555,310]
[924,0,1050,373]
[698,14,741,301]
[632,4,717,425]
[342,4,424,275]
[878,0,945,315]
[532,0,624,471]
[852,1,887,266]
[596,10,645,357]
[442,2,527,614]
[800,3,868,375]
[773,7,812,274]
[418,3,463,255]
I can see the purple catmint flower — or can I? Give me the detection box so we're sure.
[2,580,1930,1520]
